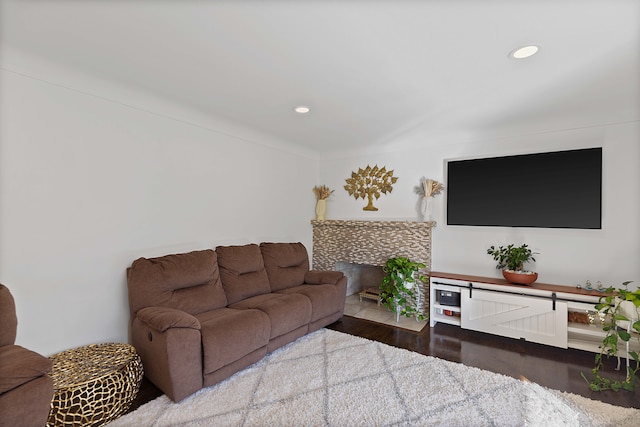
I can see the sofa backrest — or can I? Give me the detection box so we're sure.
[127,249,228,316]
[0,284,17,346]
[260,242,309,292]
[216,244,271,305]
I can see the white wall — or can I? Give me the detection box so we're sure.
[318,121,640,290]
[0,69,320,355]
[2,28,637,357]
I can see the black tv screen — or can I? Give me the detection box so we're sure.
[446,148,602,229]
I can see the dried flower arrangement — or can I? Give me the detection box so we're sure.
[312,185,334,200]
[414,178,444,221]
[415,178,444,198]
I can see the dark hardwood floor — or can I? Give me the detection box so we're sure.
[128,315,640,414]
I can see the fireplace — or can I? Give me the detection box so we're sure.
[311,220,435,314]
[335,261,385,297]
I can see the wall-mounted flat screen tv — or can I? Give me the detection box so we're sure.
[446,147,602,229]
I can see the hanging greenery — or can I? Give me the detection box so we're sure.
[379,257,427,320]
[582,281,640,391]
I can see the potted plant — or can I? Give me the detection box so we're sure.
[379,257,427,321]
[583,281,640,391]
[486,244,538,285]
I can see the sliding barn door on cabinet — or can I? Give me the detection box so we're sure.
[461,288,568,348]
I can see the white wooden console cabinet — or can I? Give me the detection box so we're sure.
[429,272,611,353]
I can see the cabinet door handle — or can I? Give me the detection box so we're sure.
[469,282,473,298]
[552,292,556,311]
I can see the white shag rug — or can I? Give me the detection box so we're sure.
[109,329,640,426]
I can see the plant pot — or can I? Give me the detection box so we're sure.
[502,270,538,285]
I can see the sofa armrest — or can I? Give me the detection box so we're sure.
[0,345,52,394]
[304,270,344,286]
[132,307,203,402]
[136,307,201,332]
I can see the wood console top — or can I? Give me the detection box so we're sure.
[430,271,609,298]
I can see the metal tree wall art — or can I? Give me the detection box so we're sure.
[344,165,398,211]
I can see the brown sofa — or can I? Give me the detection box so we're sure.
[0,284,54,427]
[127,242,347,402]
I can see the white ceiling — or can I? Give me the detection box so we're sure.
[2,0,639,153]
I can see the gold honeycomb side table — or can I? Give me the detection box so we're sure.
[47,343,143,427]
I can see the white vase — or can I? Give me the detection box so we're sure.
[421,196,433,221]
[315,199,327,221]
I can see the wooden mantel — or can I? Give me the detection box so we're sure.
[310,219,436,312]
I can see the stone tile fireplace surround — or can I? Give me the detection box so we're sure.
[311,220,435,314]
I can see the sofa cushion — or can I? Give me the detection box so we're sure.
[229,293,311,339]
[0,345,52,394]
[260,242,310,292]
[216,244,271,305]
[196,308,270,375]
[277,284,343,323]
[128,250,228,316]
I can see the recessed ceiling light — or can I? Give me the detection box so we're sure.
[294,106,310,114]
[509,45,540,60]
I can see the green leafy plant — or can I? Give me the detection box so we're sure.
[486,244,537,271]
[379,257,427,320]
[582,281,640,391]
